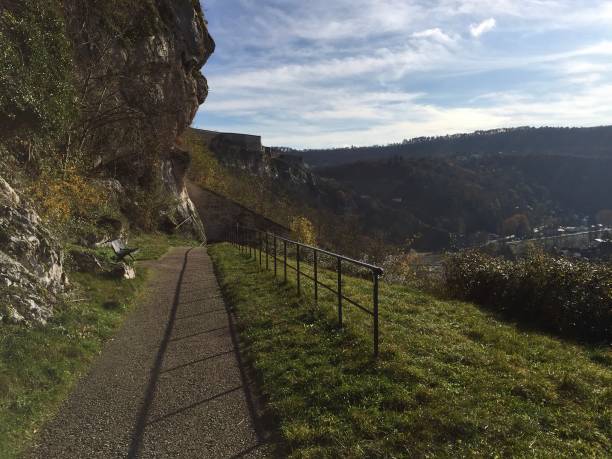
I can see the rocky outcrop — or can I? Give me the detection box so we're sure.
[187,128,317,188]
[160,149,206,241]
[110,262,136,281]
[64,0,215,239]
[0,1,214,325]
[0,177,66,325]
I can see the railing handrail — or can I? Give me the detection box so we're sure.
[262,232,384,275]
[229,224,384,358]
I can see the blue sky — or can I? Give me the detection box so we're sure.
[195,0,612,148]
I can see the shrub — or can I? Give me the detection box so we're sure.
[444,251,612,343]
[28,170,111,224]
[381,251,444,293]
[290,216,316,246]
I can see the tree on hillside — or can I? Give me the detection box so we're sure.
[501,214,531,238]
[291,216,316,246]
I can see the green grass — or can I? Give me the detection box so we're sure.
[130,232,200,261]
[210,243,612,458]
[0,273,145,458]
[0,232,193,458]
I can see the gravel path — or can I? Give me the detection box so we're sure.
[27,247,269,458]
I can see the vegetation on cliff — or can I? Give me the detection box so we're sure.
[0,0,75,144]
[1,0,214,242]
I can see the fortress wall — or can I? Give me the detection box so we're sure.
[187,181,290,243]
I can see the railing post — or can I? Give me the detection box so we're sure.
[283,240,287,283]
[235,224,383,358]
[296,244,301,295]
[273,235,277,278]
[266,233,269,270]
[314,249,318,304]
[373,271,380,358]
[337,257,343,327]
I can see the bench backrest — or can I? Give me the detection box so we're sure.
[110,240,126,254]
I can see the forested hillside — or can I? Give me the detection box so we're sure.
[300,126,612,167]
[319,154,612,249]
[183,127,612,254]
[182,128,400,257]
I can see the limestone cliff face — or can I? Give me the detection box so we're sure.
[64,0,215,239]
[0,1,213,324]
[0,178,66,325]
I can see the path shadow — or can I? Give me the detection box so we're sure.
[127,248,270,458]
[127,248,193,458]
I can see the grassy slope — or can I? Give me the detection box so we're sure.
[0,233,192,458]
[210,243,611,458]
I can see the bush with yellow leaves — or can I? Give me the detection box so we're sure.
[29,170,111,235]
[290,216,317,246]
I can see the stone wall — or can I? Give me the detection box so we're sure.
[186,181,290,243]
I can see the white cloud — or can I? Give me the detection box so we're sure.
[412,28,456,45]
[198,1,612,148]
[197,80,612,148]
[470,18,497,37]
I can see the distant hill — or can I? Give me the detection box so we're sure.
[298,126,612,167]
[184,127,612,254]
[319,154,612,249]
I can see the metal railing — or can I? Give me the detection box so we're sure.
[228,225,384,357]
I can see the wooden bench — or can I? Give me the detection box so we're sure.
[110,239,139,262]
